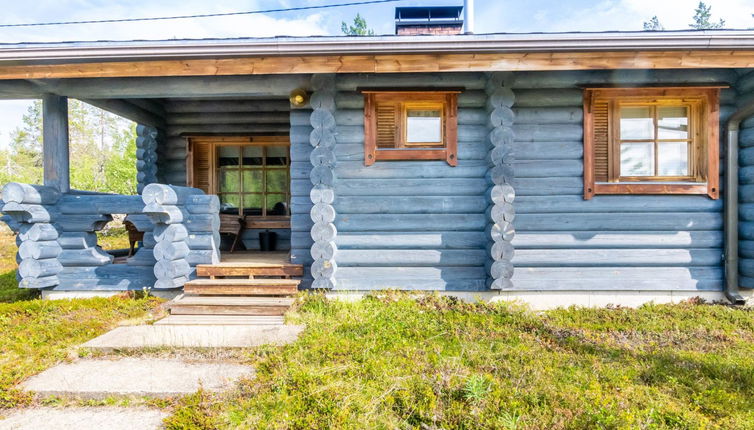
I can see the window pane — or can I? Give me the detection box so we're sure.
[658,142,689,176]
[406,109,442,144]
[219,169,240,192]
[242,169,263,193]
[243,194,263,216]
[266,194,288,214]
[218,146,240,166]
[621,142,654,176]
[658,106,689,140]
[267,146,288,166]
[242,146,263,166]
[266,169,288,193]
[620,107,654,140]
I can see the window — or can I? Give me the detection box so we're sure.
[583,87,721,199]
[362,90,459,166]
[188,136,290,218]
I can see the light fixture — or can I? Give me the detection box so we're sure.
[289,88,309,107]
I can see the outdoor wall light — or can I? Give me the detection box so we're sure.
[289,88,309,107]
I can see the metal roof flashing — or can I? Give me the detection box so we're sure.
[0,30,753,64]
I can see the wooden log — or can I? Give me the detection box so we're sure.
[185,195,220,214]
[517,195,721,214]
[57,194,145,215]
[488,260,514,279]
[2,183,60,205]
[324,160,488,180]
[311,259,337,278]
[123,214,155,232]
[334,195,487,214]
[18,258,63,278]
[489,125,514,147]
[143,203,186,224]
[513,107,582,124]
[489,202,515,223]
[310,184,335,204]
[487,222,515,242]
[335,267,487,291]
[54,215,112,232]
[514,124,582,142]
[310,109,336,131]
[153,240,190,261]
[489,241,515,261]
[337,249,487,267]
[154,277,188,290]
[335,73,487,91]
[19,240,61,260]
[310,146,336,167]
[332,178,488,197]
[515,212,722,232]
[487,87,515,110]
[310,165,335,186]
[310,203,336,223]
[513,248,721,267]
[142,184,203,205]
[514,177,584,196]
[311,222,337,242]
[43,94,70,193]
[488,107,515,127]
[153,224,189,242]
[154,258,191,278]
[489,165,514,185]
[185,249,220,265]
[336,214,487,232]
[311,241,337,260]
[513,89,583,107]
[184,214,220,233]
[514,140,582,160]
[127,248,157,266]
[489,278,514,290]
[2,202,52,223]
[18,223,58,241]
[336,231,487,249]
[164,99,291,113]
[513,230,723,249]
[311,278,336,290]
[83,98,165,129]
[513,160,583,178]
[167,112,289,125]
[19,275,59,289]
[488,184,516,205]
[59,248,113,266]
[185,232,221,250]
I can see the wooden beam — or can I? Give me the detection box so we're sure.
[28,75,310,99]
[0,51,752,80]
[42,94,70,193]
[81,98,166,128]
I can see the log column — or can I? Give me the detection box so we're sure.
[136,125,160,194]
[309,74,338,289]
[42,94,70,193]
[485,72,516,290]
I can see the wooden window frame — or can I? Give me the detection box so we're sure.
[362,90,459,166]
[187,136,291,226]
[583,87,723,200]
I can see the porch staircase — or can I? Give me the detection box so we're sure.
[159,260,303,325]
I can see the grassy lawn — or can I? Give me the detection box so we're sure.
[0,227,160,409]
[164,293,754,430]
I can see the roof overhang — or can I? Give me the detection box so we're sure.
[0,30,753,78]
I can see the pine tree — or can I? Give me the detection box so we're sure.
[341,13,374,36]
[643,16,664,31]
[690,2,725,29]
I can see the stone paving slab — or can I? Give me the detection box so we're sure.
[21,358,253,399]
[0,407,167,430]
[81,324,304,349]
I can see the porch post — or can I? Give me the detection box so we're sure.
[42,94,70,193]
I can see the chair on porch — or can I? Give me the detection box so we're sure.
[219,214,244,253]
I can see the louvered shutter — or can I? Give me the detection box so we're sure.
[190,141,213,194]
[592,100,610,182]
[375,102,398,148]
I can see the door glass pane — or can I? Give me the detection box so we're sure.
[243,194,263,216]
[219,193,240,210]
[266,194,288,214]
[266,169,288,193]
[406,108,442,144]
[243,146,263,165]
[620,107,654,140]
[242,169,263,193]
[621,142,654,176]
[219,169,240,192]
[218,146,240,166]
[658,142,689,176]
[267,146,288,166]
[658,106,689,140]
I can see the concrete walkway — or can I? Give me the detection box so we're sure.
[0,407,168,430]
[22,358,254,399]
[82,323,305,350]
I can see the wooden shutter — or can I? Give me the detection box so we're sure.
[190,140,213,194]
[592,100,610,182]
[375,102,398,148]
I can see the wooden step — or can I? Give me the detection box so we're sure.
[183,278,300,296]
[196,263,303,278]
[154,315,285,325]
[169,296,294,316]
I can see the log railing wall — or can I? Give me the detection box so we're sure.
[0,182,220,292]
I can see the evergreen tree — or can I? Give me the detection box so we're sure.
[341,13,374,36]
[690,2,725,29]
[643,16,664,31]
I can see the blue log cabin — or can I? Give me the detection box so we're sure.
[2,8,754,311]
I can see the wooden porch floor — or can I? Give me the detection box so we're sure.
[218,251,293,267]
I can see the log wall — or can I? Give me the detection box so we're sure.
[735,70,754,288]
[510,69,737,291]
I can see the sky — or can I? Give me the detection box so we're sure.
[0,0,752,147]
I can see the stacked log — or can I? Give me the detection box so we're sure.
[142,183,220,289]
[136,125,160,193]
[309,74,338,289]
[485,73,516,290]
[1,183,62,289]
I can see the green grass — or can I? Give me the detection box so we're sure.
[164,293,754,430]
[0,296,161,408]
